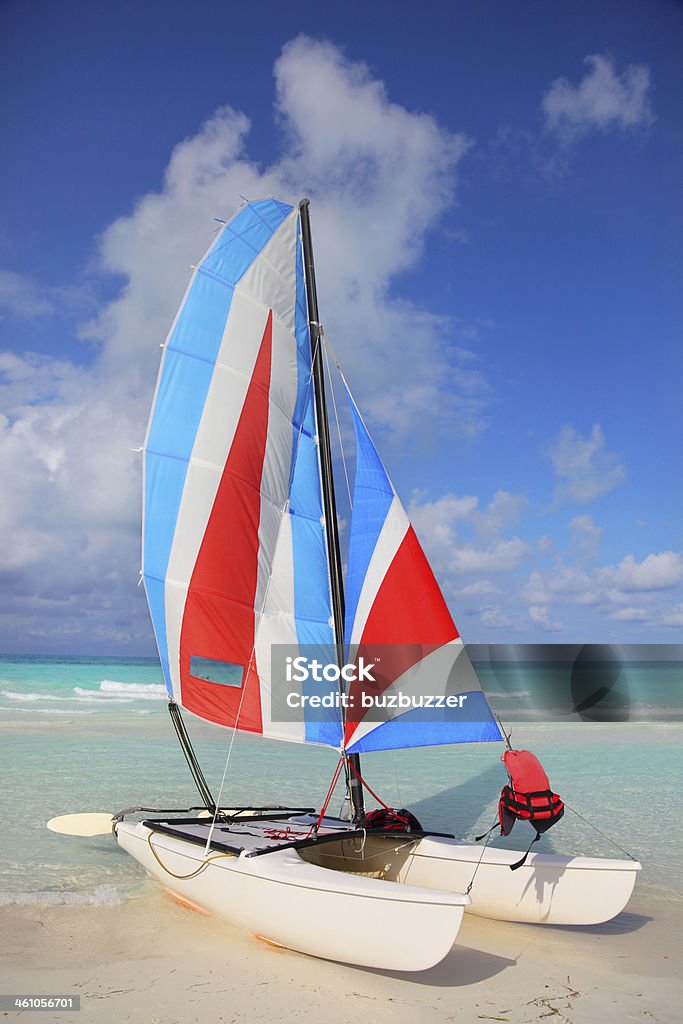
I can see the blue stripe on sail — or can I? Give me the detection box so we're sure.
[345,691,503,753]
[344,398,394,644]
[143,575,171,691]
[143,199,292,693]
[290,222,340,748]
[202,199,294,293]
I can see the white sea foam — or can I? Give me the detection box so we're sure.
[98,680,167,698]
[69,691,134,703]
[35,708,95,715]
[1,688,130,708]
[0,705,95,716]
[71,680,166,701]
[2,688,120,703]
[1,681,166,706]
[0,884,122,907]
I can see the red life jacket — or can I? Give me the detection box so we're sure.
[498,749,564,838]
[474,748,565,869]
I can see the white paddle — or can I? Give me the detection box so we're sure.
[47,807,257,835]
[47,812,114,836]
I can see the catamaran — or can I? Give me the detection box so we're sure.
[51,197,641,971]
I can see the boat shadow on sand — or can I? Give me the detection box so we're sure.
[341,911,652,988]
[538,910,652,936]
[344,944,517,987]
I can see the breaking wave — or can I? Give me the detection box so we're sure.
[95,680,167,699]
[1,680,166,707]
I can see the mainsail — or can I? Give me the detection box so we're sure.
[143,199,338,745]
[142,196,501,756]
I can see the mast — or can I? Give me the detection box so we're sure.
[299,199,365,822]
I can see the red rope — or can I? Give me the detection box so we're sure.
[263,826,311,841]
[315,755,394,833]
[346,757,391,810]
[315,756,345,831]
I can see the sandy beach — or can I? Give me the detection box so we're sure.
[1,881,680,1024]
[2,660,681,1022]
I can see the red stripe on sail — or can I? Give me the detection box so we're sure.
[344,525,458,745]
[179,311,273,730]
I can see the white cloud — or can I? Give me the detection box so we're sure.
[453,579,500,598]
[528,605,563,632]
[408,488,530,577]
[608,606,649,622]
[549,423,625,504]
[405,483,681,640]
[537,535,554,555]
[450,538,530,574]
[661,605,683,628]
[0,271,55,320]
[474,489,528,538]
[568,513,603,559]
[598,552,683,592]
[80,37,478,443]
[479,605,515,630]
[0,351,142,532]
[408,492,478,552]
[543,54,654,142]
[523,565,593,607]
[518,545,683,638]
[407,481,681,640]
[0,271,96,324]
[0,348,150,650]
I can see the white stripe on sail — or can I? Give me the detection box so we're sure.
[349,495,410,645]
[254,513,306,744]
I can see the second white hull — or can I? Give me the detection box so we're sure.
[400,837,642,925]
[299,828,641,926]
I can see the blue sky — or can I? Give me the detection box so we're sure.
[0,0,681,653]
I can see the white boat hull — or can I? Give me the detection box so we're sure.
[298,828,641,926]
[115,821,469,971]
[401,837,642,925]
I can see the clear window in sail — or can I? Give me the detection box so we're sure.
[190,656,244,687]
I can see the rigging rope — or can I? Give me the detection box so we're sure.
[466,816,498,894]
[148,830,235,880]
[314,756,346,832]
[322,335,353,512]
[564,803,639,861]
[345,757,392,811]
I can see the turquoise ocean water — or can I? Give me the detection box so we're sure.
[1,654,681,909]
